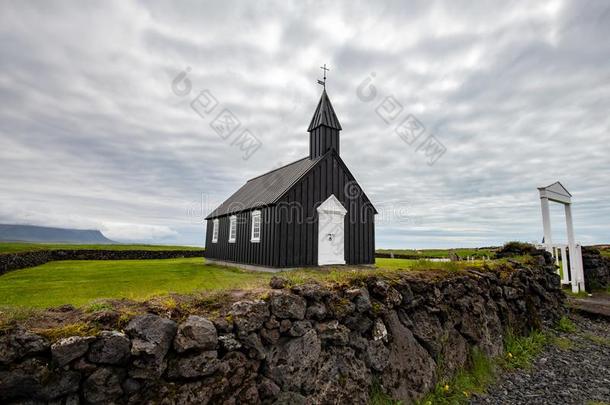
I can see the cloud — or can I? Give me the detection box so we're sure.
[0,0,609,247]
[100,222,178,242]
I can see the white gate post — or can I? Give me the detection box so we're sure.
[560,246,570,285]
[564,203,585,292]
[540,197,553,253]
[576,244,585,292]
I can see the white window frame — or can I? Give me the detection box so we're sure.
[228,215,237,243]
[212,219,219,243]
[250,210,261,243]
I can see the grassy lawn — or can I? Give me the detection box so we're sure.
[0,258,266,308]
[0,257,479,309]
[0,242,203,254]
[376,248,497,259]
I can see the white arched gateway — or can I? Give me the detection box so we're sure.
[538,182,585,293]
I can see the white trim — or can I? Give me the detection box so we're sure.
[316,194,347,215]
[228,215,237,243]
[250,210,261,243]
[212,219,219,243]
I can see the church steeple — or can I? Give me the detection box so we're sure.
[308,89,342,159]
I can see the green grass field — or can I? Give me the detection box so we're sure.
[376,248,497,259]
[0,242,203,254]
[0,258,264,308]
[0,257,477,308]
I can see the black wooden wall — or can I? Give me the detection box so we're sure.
[310,126,339,159]
[205,152,375,268]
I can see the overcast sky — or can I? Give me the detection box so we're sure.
[1,0,609,248]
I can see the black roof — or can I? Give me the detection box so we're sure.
[205,156,321,219]
[307,90,342,131]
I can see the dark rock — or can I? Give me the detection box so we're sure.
[88,331,130,365]
[270,276,289,289]
[380,310,436,403]
[348,331,367,351]
[372,318,388,342]
[212,317,232,333]
[311,346,372,403]
[239,332,266,360]
[409,310,444,358]
[258,377,280,400]
[261,327,280,345]
[164,380,217,404]
[264,317,280,329]
[349,288,372,312]
[288,320,312,337]
[290,282,331,301]
[279,319,292,333]
[503,285,520,300]
[72,357,97,374]
[399,284,415,306]
[64,393,80,405]
[167,350,219,379]
[238,383,260,403]
[582,246,610,290]
[270,292,307,320]
[51,336,94,367]
[439,328,469,377]
[456,297,503,357]
[273,391,307,405]
[365,339,390,371]
[344,313,373,333]
[218,334,242,351]
[370,280,402,307]
[265,329,321,392]
[122,377,141,395]
[83,367,124,404]
[306,302,327,321]
[326,295,356,319]
[316,320,349,345]
[230,300,269,333]
[40,370,81,401]
[173,315,218,353]
[0,358,80,402]
[0,329,48,365]
[125,314,177,378]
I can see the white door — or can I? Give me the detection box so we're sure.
[317,195,347,265]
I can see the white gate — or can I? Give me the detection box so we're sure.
[317,195,347,265]
[538,182,585,293]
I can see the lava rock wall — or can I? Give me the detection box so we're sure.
[582,247,610,290]
[0,249,205,275]
[0,261,565,404]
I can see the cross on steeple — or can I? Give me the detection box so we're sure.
[317,64,330,89]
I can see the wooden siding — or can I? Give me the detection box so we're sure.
[310,125,339,159]
[205,152,375,268]
[204,206,282,267]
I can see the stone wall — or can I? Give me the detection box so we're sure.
[0,250,205,275]
[582,246,610,290]
[0,260,565,404]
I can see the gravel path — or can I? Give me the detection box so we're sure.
[471,313,610,405]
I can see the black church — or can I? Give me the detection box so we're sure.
[204,85,377,269]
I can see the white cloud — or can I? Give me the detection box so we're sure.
[0,0,609,248]
[100,222,178,242]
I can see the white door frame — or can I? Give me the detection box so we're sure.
[317,194,347,265]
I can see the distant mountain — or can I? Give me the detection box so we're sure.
[0,224,115,244]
